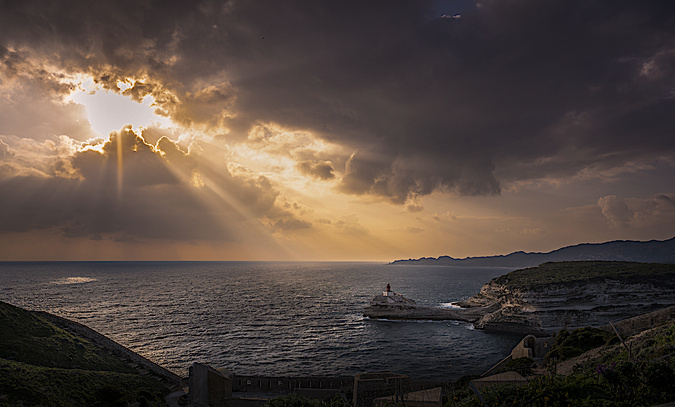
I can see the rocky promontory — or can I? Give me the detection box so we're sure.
[457,261,675,335]
[363,288,490,322]
[367,261,675,336]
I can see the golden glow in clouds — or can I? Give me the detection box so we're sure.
[69,80,173,136]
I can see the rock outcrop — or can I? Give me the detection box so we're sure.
[456,261,675,335]
[364,262,675,335]
[363,288,488,321]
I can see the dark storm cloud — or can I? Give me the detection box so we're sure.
[2,0,675,204]
[296,160,335,180]
[598,193,675,228]
[196,0,675,201]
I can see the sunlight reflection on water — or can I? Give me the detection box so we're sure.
[0,261,520,380]
[50,276,98,285]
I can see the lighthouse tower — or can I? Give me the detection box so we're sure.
[383,283,392,296]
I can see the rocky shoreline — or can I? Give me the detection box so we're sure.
[366,261,675,336]
[363,301,487,322]
[461,281,675,335]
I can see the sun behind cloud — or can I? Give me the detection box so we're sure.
[68,79,173,137]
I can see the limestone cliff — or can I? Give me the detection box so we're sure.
[456,261,675,335]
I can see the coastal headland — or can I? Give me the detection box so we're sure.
[366,261,675,335]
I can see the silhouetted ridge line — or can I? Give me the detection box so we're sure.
[390,237,675,267]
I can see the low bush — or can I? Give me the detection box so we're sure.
[546,327,616,361]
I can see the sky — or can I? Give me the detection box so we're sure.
[0,0,674,261]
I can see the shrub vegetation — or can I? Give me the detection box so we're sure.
[545,327,618,361]
[447,322,675,406]
[492,261,675,289]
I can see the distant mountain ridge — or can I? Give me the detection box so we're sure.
[390,237,675,267]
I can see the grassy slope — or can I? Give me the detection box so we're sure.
[0,301,170,406]
[491,261,675,289]
[0,359,169,407]
[0,301,134,372]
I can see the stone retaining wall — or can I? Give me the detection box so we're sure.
[232,375,353,394]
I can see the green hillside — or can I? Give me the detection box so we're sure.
[0,301,170,406]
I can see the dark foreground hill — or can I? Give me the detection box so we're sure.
[391,236,675,267]
[0,301,171,406]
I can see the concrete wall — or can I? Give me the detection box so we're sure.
[374,387,443,407]
[510,336,533,360]
[188,362,232,407]
[232,375,353,394]
[482,334,555,376]
[481,355,512,377]
[510,335,555,360]
[353,372,410,407]
[34,310,182,387]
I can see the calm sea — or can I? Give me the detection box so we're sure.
[0,261,522,381]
